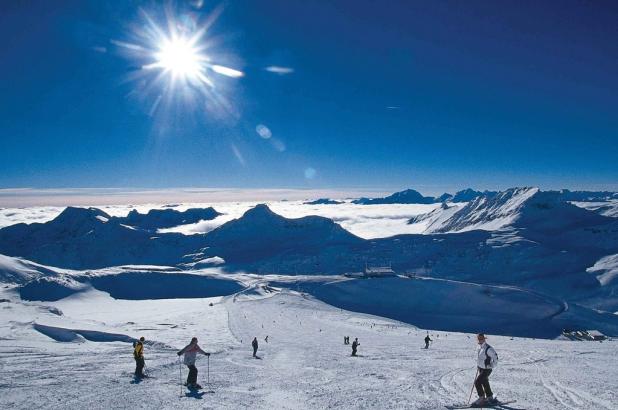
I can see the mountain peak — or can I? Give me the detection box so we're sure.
[353,188,435,204]
[53,207,111,224]
[120,207,221,229]
[242,204,279,219]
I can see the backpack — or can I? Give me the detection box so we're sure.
[484,345,498,368]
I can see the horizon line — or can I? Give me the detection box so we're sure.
[1,184,617,208]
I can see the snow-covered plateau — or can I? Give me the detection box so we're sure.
[1,186,618,409]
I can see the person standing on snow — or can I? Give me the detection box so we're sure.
[177,337,210,388]
[351,338,359,356]
[424,333,432,349]
[471,333,498,407]
[252,337,259,357]
[133,336,146,378]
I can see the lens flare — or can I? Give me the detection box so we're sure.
[113,4,243,119]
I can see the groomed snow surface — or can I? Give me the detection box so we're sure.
[1,287,616,410]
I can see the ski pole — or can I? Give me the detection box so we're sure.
[207,354,210,385]
[468,368,479,404]
[179,357,182,397]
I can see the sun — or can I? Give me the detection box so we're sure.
[148,35,213,85]
[113,6,245,118]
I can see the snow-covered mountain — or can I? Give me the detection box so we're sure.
[427,187,540,232]
[352,188,499,205]
[571,200,618,218]
[303,198,344,205]
[557,189,618,202]
[353,189,436,204]
[115,207,221,230]
[407,202,463,231]
[450,188,497,203]
[1,195,618,321]
[434,192,453,202]
[203,204,363,265]
[0,207,207,269]
[413,187,611,235]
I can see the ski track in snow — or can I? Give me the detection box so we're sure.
[1,287,617,409]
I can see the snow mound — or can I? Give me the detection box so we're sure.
[19,276,88,301]
[33,323,86,342]
[0,254,43,283]
[33,323,149,344]
[0,254,67,284]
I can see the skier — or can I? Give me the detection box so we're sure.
[177,337,210,389]
[265,335,269,343]
[471,333,498,407]
[133,336,145,378]
[424,333,432,349]
[252,337,259,357]
[351,338,359,356]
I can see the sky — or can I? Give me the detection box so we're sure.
[1,0,617,197]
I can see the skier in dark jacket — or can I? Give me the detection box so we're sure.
[424,333,432,349]
[252,337,259,357]
[351,338,359,356]
[177,337,210,389]
[133,336,145,378]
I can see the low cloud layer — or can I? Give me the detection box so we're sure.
[0,200,438,239]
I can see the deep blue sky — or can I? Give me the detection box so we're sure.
[1,0,617,194]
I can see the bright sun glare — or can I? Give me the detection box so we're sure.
[115,6,245,117]
[155,37,204,79]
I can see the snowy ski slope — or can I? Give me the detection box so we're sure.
[1,286,616,409]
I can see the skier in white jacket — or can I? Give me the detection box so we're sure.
[471,333,498,407]
[177,337,210,388]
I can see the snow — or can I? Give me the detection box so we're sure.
[0,254,40,282]
[1,287,617,409]
[572,200,618,218]
[430,187,540,233]
[587,254,618,286]
[2,188,618,407]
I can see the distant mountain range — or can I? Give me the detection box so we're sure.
[303,198,344,205]
[349,187,617,205]
[0,207,209,269]
[352,188,497,204]
[2,187,618,336]
[117,207,221,230]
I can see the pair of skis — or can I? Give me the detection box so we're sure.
[446,399,516,409]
